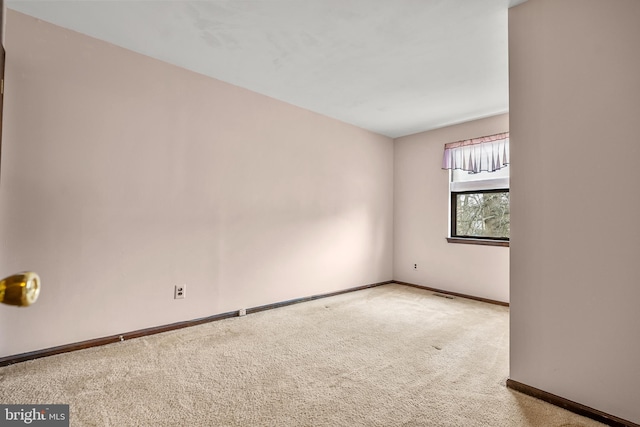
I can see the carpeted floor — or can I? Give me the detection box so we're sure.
[0,283,603,426]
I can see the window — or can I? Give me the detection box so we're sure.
[442,133,510,246]
[452,189,509,240]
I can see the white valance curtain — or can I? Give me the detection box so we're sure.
[442,132,509,174]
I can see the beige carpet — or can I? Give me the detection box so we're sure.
[0,283,603,426]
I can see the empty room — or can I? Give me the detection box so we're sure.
[1,0,638,426]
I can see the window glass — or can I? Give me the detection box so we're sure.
[452,167,509,183]
[450,166,510,241]
[453,191,510,239]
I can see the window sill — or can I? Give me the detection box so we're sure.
[446,237,509,247]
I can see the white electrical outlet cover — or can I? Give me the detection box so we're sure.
[174,285,186,299]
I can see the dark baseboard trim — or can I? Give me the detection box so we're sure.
[0,280,393,367]
[506,379,639,427]
[394,281,509,307]
[247,280,393,314]
[0,310,238,367]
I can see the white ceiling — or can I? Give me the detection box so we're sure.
[7,0,523,138]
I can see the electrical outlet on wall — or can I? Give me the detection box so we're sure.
[414,264,417,270]
[174,284,186,299]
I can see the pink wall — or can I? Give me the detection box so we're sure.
[0,11,394,357]
[510,0,640,423]
[394,114,510,303]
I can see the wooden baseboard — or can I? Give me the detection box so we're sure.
[0,310,238,367]
[394,281,509,307]
[247,280,393,314]
[0,280,393,367]
[506,379,639,427]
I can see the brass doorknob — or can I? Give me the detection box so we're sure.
[0,272,41,307]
